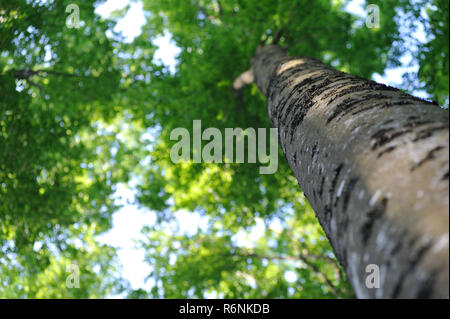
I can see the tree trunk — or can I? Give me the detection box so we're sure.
[251,45,449,298]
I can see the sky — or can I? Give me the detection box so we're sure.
[93,0,429,297]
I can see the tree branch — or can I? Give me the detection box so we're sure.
[11,68,79,80]
[35,69,79,77]
[232,69,254,113]
[234,249,340,295]
[215,0,223,15]
[296,254,339,295]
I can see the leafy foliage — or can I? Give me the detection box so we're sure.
[395,0,449,106]
[415,0,449,106]
[0,0,127,297]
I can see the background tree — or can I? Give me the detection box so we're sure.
[0,0,130,297]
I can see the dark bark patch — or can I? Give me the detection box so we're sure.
[408,115,420,121]
[371,128,412,150]
[350,100,416,117]
[312,189,318,200]
[311,142,319,160]
[391,241,432,298]
[382,119,395,125]
[342,177,359,212]
[319,176,325,198]
[327,93,389,124]
[416,271,437,298]
[403,120,436,129]
[330,163,344,202]
[374,120,446,157]
[377,145,397,158]
[275,74,327,132]
[390,240,403,256]
[410,146,445,171]
[322,204,333,230]
[319,77,362,101]
[284,77,335,143]
[412,125,449,142]
[267,72,280,104]
[361,197,388,245]
[280,76,322,116]
[325,81,397,108]
[266,57,313,102]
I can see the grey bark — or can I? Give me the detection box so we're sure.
[251,45,449,298]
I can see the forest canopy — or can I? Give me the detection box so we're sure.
[0,0,448,298]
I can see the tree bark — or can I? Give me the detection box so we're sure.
[251,45,449,298]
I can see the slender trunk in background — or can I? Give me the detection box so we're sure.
[251,45,449,298]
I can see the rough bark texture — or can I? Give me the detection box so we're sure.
[251,45,449,298]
